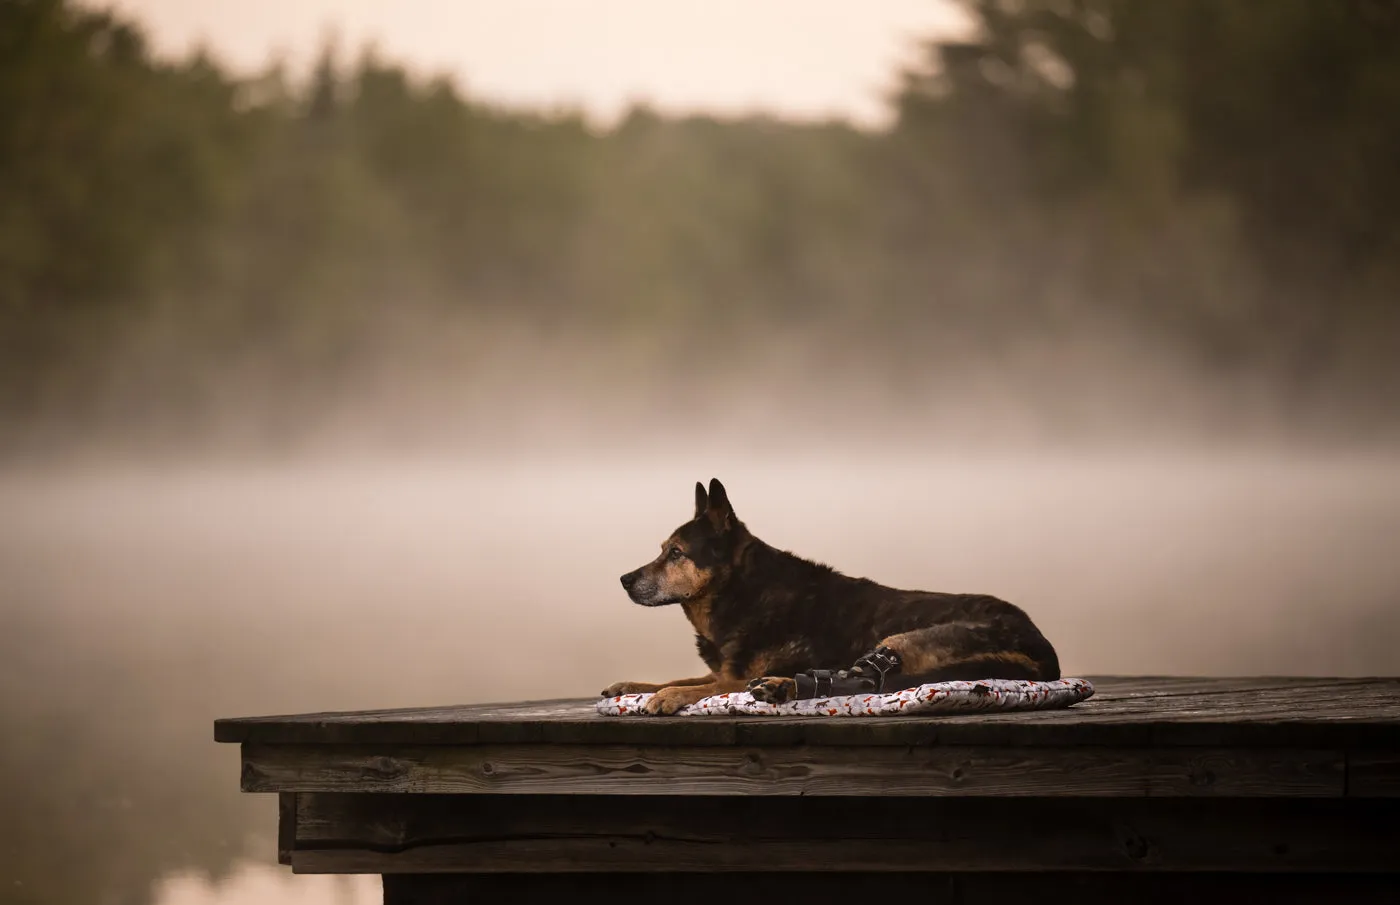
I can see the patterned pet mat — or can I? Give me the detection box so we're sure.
[597,676,1094,717]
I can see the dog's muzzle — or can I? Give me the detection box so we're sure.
[620,569,669,606]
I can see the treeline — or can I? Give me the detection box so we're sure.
[2,0,1397,447]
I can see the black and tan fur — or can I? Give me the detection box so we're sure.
[605,479,1060,715]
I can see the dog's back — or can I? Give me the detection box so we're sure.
[720,534,1060,684]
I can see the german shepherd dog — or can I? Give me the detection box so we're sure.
[604,479,1061,715]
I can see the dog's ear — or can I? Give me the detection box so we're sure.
[705,478,735,531]
[694,481,708,519]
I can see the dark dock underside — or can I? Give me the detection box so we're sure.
[216,676,1400,904]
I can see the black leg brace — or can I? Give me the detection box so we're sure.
[792,646,904,700]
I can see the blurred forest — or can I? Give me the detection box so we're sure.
[2,0,1399,453]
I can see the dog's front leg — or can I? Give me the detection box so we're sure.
[601,675,714,697]
[644,677,748,715]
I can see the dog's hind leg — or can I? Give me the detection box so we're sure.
[779,624,984,700]
[749,645,902,702]
[756,622,1059,702]
[873,622,1060,689]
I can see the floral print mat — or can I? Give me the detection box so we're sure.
[597,677,1095,717]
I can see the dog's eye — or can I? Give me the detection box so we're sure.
[667,546,684,561]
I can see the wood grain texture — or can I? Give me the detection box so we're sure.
[381,872,1400,905]
[1348,751,1400,797]
[290,793,1399,874]
[214,677,1400,748]
[241,742,1345,797]
[277,793,295,866]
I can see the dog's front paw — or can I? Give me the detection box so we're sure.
[600,681,656,697]
[747,676,797,704]
[642,686,696,715]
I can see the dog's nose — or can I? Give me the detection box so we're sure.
[620,570,640,591]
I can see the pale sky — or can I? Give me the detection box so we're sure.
[101,1,968,128]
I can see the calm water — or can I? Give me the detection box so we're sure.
[3,448,1399,904]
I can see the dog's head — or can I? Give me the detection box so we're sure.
[620,478,746,607]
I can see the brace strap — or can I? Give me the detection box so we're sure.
[849,646,903,692]
[795,669,837,698]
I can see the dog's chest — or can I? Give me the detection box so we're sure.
[681,598,715,641]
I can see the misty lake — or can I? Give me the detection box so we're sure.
[3,447,1399,904]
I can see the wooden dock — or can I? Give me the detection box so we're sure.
[216,676,1400,904]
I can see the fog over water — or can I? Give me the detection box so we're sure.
[3,442,1398,904]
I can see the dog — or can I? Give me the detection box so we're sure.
[603,478,1061,715]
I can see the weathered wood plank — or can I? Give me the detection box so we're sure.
[213,677,1400,749]
[290,793,1398,874]
[220,676,1388,734]
[381,871,1400,905]
[241,743,1344,797]
[1349,751,1400,797]
[277,793,295,866]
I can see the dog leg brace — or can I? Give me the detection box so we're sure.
[792,646,903,699]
